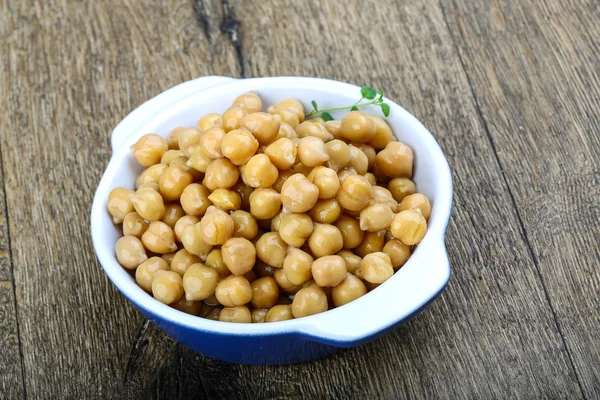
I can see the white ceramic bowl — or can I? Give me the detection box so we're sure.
[91,76,452,365]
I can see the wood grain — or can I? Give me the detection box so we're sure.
[440,0,600,396]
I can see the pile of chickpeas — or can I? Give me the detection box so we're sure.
[107,92,431,323]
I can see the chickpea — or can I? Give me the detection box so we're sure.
[364,172,377,186]
[368,116,395,149]
[222,104,247,132]
[295,121,333,142]
[241,154,279,188]
[196,126,225,159]
[161,203,185,228]
[205,307,222,320]
[375,141,414,178]
[221,237,256,275]
[383,239,411,269]
[161,251,177,265]
[135,164,167,189]
[265,304,294,322]
[347,145,369,175]
[270,99,304,120]
[203,158,239,190]
[167,127,186,150]
[264,138,297,170]
[273,268,302,294]
[354,230,386,257]
[219,306,252,323]
[337,168,357,183]
[178,184,209,217]
[234,92,262,113]
[356,252,394,284]
[122,212,149,239]
[208,188,241,211]
[282,247,314,285]
[187,147,212,173]
[340,111,376,143]
[172,299,204,316]
[324,120,342,139]
[252,308,269,323]
[280,173,319,213]
[335,215,364,249]
[220,128,259,165]
[292,163,313,177]
[308,223,344,257]
[107,187,135,223]
[152,270,184,304]
[203,294,221,307]
[170,249,202,277]
[353,143,376,170]
[241,112,281,145]
[398,193,431,220]
[256,232,288,268]
[132,256,164,288]
[311,255,346,287]
[142,221,178,254]
[388,178,417,203]
[270,211,286,232]
[390,209,427,245]
[130,134,168,167]
[197,113,223,131]
[279,213,314,247]
[325,139,350,171]
[205,248,231,278]
[336,250,362,274]
[173,215,200,242]
[249,188,281,220]
[292,286,328,318]
[182,263,220,301]
[158,165,193,201]
[231,181,254,210]
[372,186,398,209]
[214,275,252,307]
[337,175,374,211]
[255,260,276,278]
[332,273,367,307]
[199,206,234,245]
[161,149,184,165]
[181,224,213,260]
[307,166,340,199]
[276,122,298,140]
[359,203,394,232]
[267,102,302,128]
[230,210,258,240]
[250,276,280,309]
[297,136,329,167]
[178,127,203,157]
[310,198,341,224]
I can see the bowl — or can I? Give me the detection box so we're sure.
[91,76,453,365]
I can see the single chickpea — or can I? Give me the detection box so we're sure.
[340,111,376,143]
[249,189,281,220]
[264,138,297,170]
[335,215,364,249]
[241,112,281,145]
[311,255,347,287]
[107,187,135,224]
[182,263,220,301]
[142,221,178,254]
[198,126,226,159]
[123,212,149,238]
[295,121,333,142]
[372,186,398,209]
[161,203,185,228]
[234,92,262,113]
[307,166,340,199]
[355,252,394,284]
[388,178,417,203]
[390,209,427,245]
[197,113,222,131]
[310,198,342,224]
[222,104,247,132]
[170,249,202,277]
[208,188,241,211]
[354,230,386,257]
[282,247,314,285]
[337,174,374,211]
[383,239,411,269]
[359,203,394,232]
[214,275,252,307]
[297,137,329,167]
[280,173,319,213]
[167,127,186,150]
[161,149,184,165]
[178,127,203,157]
[292,286,328,318]
[375,141,414,178]
[292,163,313,177]
[265,304,294,322]
[256,232,288,268]
[172,299,203,316]
[135,164,167,189]
[251,276,280,309]
[174,215,200,242]
[179,184,210,216]
[324,120,342,139]
[130,134,168,167]
[231,181,254,210]
[230,210,258,240]
[222,237,256,275]
[205,248,231,278]
[331,273,367,307]
[152,270,184,304]
[135,258,168,292]
[325,139,350,171]
[398,193,431,220]
[219,306,252,323]
[353,143,376,170]
[187,147,212,173]
[336,250,362,274]
[204,158,240,190]
[368,116,395,149]
[278,213,314,247]
[158,165,193,201]
[220,128,259,165]
[308,223,344,257]
[276,122,298,140]
[252,308,269,323]
[347,145,369,175]
[199,206,234,245]
[242,154,279,188]
[181,224,213,260]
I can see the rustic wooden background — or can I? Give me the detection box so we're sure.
[1,0,599,398]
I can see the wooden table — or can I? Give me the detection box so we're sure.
[1,0,599,398]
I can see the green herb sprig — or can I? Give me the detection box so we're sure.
[305,86,390,121]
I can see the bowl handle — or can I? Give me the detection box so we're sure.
[110,76,235,153]
[299,240,450,347]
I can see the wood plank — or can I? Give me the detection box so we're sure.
[125,0,583,397]
[440,0,600,396]
[0,0,239,398]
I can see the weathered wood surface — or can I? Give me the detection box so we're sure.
[0,0,598,399]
